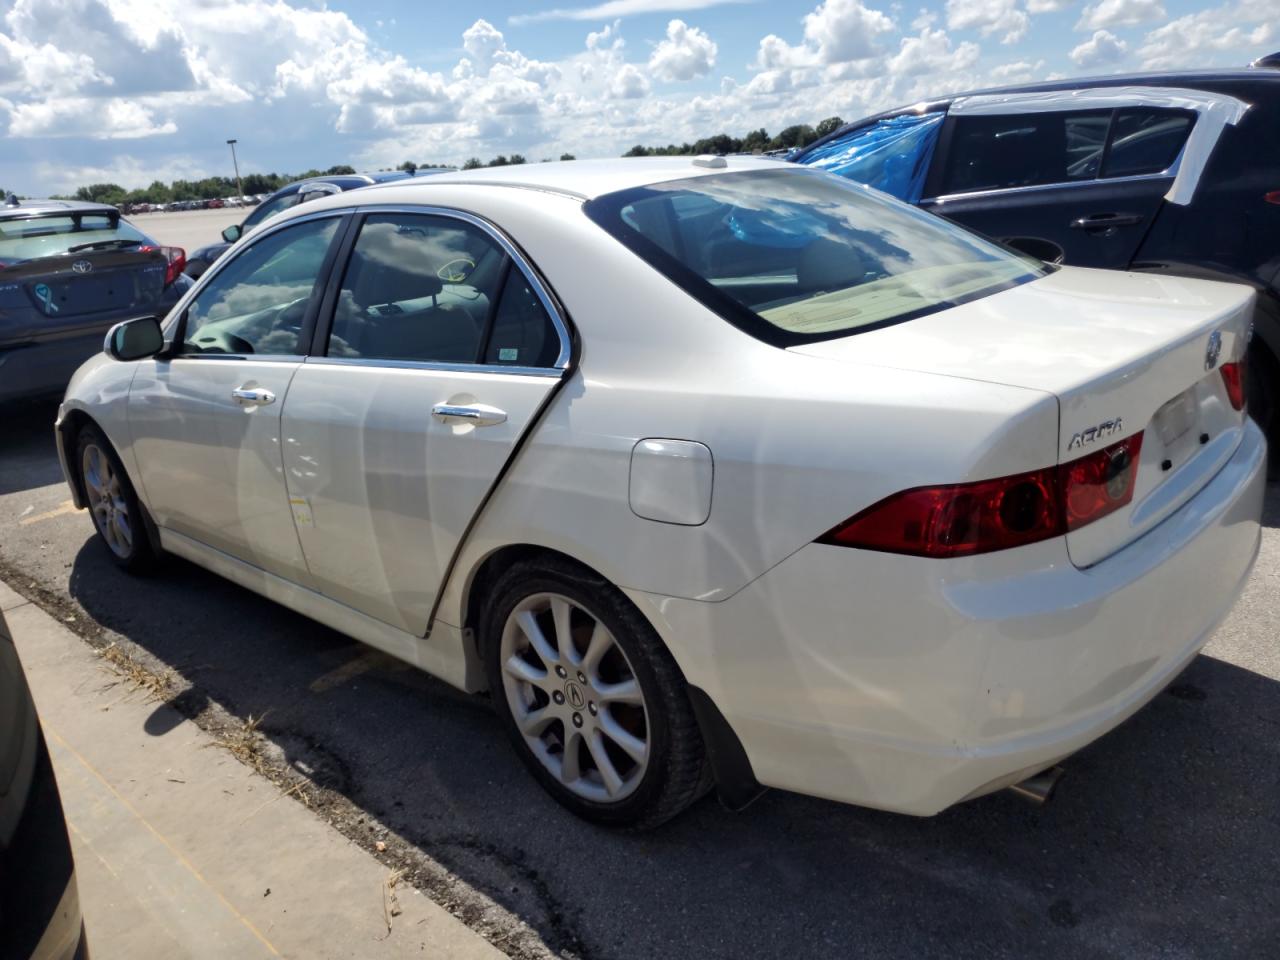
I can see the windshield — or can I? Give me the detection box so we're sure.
[585,167,1044,346]
[0,212,149,264]
[242,191,305,231]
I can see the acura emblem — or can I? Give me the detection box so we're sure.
[1204,331,1222,370]
[71,259,93,274]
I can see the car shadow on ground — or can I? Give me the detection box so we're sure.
[0,399,65,496]
[63,484,1280,960]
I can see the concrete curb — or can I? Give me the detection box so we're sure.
[1,578,504,960]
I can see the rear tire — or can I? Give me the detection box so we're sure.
[482,557,710,829]
[76,425,156,574]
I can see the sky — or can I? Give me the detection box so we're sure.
[0,0,1274,196]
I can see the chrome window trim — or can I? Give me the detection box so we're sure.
[926,169,1175,206]
[303,355,562,378]
[330,203,572,372]
[166,353,304,364]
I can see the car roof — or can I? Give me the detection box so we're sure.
[1,198,120,218]
[357,156,786,202]
[798,66,1280,158]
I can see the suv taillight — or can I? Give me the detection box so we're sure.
[1220,361,1246,411]
[819,433,1144,557]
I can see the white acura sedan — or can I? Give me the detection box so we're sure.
[56,158,1265,828]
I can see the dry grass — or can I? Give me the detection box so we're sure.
[96,641,174,702]
[214,711,270,774]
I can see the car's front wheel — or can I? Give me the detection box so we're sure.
[482,558,710,828]
[77,426,155,574]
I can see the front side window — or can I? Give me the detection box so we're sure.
[180,216,339,356]
[0,212,149,264]
[795,112,945,202]
[327,213,559,367]
[586,167,1042,345]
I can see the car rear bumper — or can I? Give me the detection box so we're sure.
[633,419,1267,815]
[0,334,105,403]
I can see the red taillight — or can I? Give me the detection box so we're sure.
[1265,191,1280,205]
[1059,432,1143,531]
[820,433,1144,557]
[1220,361,1246,411]
[140,245,186,287]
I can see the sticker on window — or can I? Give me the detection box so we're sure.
[498,347,519,361]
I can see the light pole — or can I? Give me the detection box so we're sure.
[226,139,244,200]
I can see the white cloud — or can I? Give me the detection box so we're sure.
[1070,28,1128,66]
[988,57,1043,80]
[1076,0,1164,30]
[510,0,747,24]
[945,0,1029,44]
[1136,3,1274,69]
[610,62,651,98]
[886,28,980,77]
[8,97,176,138]
[1026,0,1073,10]
[754,0,895,69]
[648,19,717,82]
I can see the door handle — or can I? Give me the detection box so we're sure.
[431,402,507,427]
[1070,212,1144,231]
[232,386,276,405]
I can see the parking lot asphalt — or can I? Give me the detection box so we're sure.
[135,207,243,254]
[2,395,1279,960]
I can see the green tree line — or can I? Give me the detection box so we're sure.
[59,116,846,207]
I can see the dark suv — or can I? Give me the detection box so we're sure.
[0,198,191,402]
[793,64,1280,467]
[185,170,431,279]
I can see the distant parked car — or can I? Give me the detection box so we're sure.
[184,170,429,279]
[204,199,224,209]
[792,62,1280,470]
[0,196,192,401]
[0,606,87,959]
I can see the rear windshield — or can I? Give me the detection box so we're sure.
[0,212,148,264]
[585,167,1044,346]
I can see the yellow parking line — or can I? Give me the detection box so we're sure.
[308,649,385,693]
[19,500,78,525]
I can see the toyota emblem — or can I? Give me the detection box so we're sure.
[1204,331,1222,370]
[71,259,93,274]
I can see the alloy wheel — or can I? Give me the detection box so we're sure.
[499,592,650,802]
[82,443,133,559]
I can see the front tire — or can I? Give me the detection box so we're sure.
[482,558,710,829]
[77,425,156,574]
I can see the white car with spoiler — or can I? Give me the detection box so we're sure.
[54,158,1266,827]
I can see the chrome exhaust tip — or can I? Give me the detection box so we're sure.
[1008,765,1065,806]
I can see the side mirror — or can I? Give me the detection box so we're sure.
[221,224,242,243]
[105,315,165,362]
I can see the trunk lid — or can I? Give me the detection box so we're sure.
[0,248,169,345]
[790,266,1255,567]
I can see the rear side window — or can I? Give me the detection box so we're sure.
[0,213,148,264]
[795,112,946,202]
[1102,108,1194,178]
[942,110,1112,194]
[327,213,560,368]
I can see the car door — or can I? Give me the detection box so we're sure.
[280,208,570,634]
[128,212,347,584]
[921,106,1196,268]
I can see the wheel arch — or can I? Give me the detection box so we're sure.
[458,540,765,811]
[59,408,163,555]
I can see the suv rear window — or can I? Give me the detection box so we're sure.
[0,212,148,264]
[586,167,1043,346]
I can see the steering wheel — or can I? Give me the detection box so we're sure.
[436,258,476,283]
